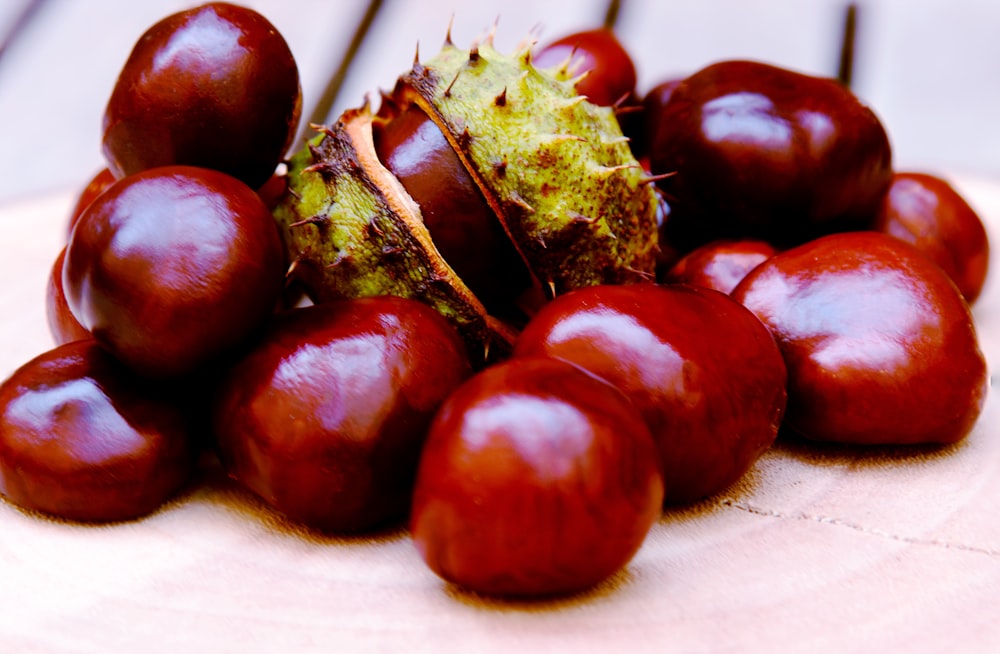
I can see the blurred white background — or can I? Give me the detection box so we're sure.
[0,0,997,206]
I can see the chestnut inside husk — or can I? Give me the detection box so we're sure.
[272,35,659,364]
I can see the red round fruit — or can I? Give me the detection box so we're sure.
[533,28,637,107]
[0,340,193,522]
[102,2,302,188]
[63,166,285,379]
[66,168,116,239]
[633,76,684,160]
[731,231,987,445]
[650,60,893,249]
[514,283,787,504]
[213,296,471,533]
[663,238,778,293]
[46,247,90,345]
[410,357,664,597]
[875,172,990,304]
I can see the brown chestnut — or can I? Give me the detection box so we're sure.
[373,105,533,318]
[213,296,472,533]
[650,60,893,249]
[66,168,116,239]
[410,356,663,597]
[875,172,990,304]
[732,231,987,445]
[515,283,787,504]
[63,166,285,379]
[102,2,302,188]
[662,238,778,293]
[45,247,90,346]
[0,340,193,522]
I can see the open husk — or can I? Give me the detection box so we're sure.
[273,36,659,365]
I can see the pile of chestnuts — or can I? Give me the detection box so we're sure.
[0,2,990,598]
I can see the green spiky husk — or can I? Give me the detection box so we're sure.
[272,36,658,365]
[272,108,517,363]
[397,40,658,295]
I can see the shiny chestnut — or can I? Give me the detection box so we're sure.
[213,296,471,533]
[63,166,285,379]
[0,340,193,522]
[663,238,778,293]
[410,356,664,597]
[46,247,89,345]
[373,105,532,318]
[650,60,893,249]
[66,168,116,239]
[102,2,302,188]
[634,76,684,161]
[515,283,787,503]
[732,231,987,445]
[875,172,990,304]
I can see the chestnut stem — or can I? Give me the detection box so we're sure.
[837,2,858,89]
[603,0,622,30]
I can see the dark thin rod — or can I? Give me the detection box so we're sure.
[0,0,48,68]
[297,0,384,145]
[603,0,622,30]
[837,3,858,88]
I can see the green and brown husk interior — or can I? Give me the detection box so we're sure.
[272,37,659,365]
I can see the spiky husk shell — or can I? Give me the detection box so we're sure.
[273,108,517,363]
[272,36,658,365]
[395,40,658,295]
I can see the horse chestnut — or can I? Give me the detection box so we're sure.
[373,105,533,318]
[213,296,471,533]
[875,172,990,304]
[63,166,285,379]
[410,357,664,597]
[45,247,89,345]
[650,60,893,249]
[66,168,116,239]
[274,38,657,362]
[636,77,684,158]
[515,283,787,504]
[662,239,778,294]
[102,2,302,188]
[0,340,193,522]
[732,231,987,445]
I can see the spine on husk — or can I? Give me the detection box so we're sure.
[273,107,516,362]
[272,34,659,365]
